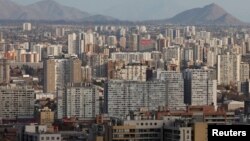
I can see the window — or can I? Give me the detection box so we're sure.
[51,137,55,140]
[41,137,44,140]
[141,123,144,126]
[46,137,50,140]
[57,137,60,140]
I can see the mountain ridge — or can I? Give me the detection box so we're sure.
[0,0,117,22]
[164,3,244,25]
[0,1,246,25]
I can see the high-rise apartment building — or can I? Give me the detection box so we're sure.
[67,33,77,55]
[158,71,186,110]
[217,52,241,85]
[43,57,82,93]
[76,32,85,58]
[57,83,99,119]
[184,69,217,109]
[23,23,32,31]
[240,62,249,82]
[0,85,35,119]
[55,27,65,37]
[129,34,138,51]
[0,59,10,84]
[104,80,167,118]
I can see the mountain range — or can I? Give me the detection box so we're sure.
[0,0,245,25]
[0,0,117,22]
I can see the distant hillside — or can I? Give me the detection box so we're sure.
[165,3,244,25]
[0,0,117,22]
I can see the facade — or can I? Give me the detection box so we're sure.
[43,57,82,93]
[109,120,164,141]
[0,85,35,119]
[162,46,180,65]
[39,107,54,125]
[164,125,192,141]
[59,83,99,118]
[240,62,249,82]
[0,58,10,83]
[67,33,77,55]
[111,52,152,64]
[184,69,217,108]
[109,62,147,81]
[217,53,241,85]
[23,23,32,31]
[105,80,167,118]
[158,71,186,110]
[20,125,61,141]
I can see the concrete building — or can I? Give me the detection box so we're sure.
[19,124,61,141]
[184,69,217,109]
[81,66,92,82]
[162,46,180,66]
[39,107,54,125]
[55,27,65,37]
[158,71,186,110]
[43,57,82,93]
[67,33,77,55]
[108,62,147,81]
[105,80,167,118]
[46,45,62,57]
[217,53,241,85]
[108,120,164,141]
[240,62,249,82]
[193,122,207,141]
[183,47,194,67]
[111,52,152,64]
[0,85,35,119]
[129,34,139,51]
[76,32,85,59]
[57,83,100,119]
[23,23,32,31]
[0,58,10,84]
[164,124,192,141]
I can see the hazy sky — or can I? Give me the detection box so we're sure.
[12,0,249,22]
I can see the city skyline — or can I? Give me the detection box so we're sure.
[11,0,249,22]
